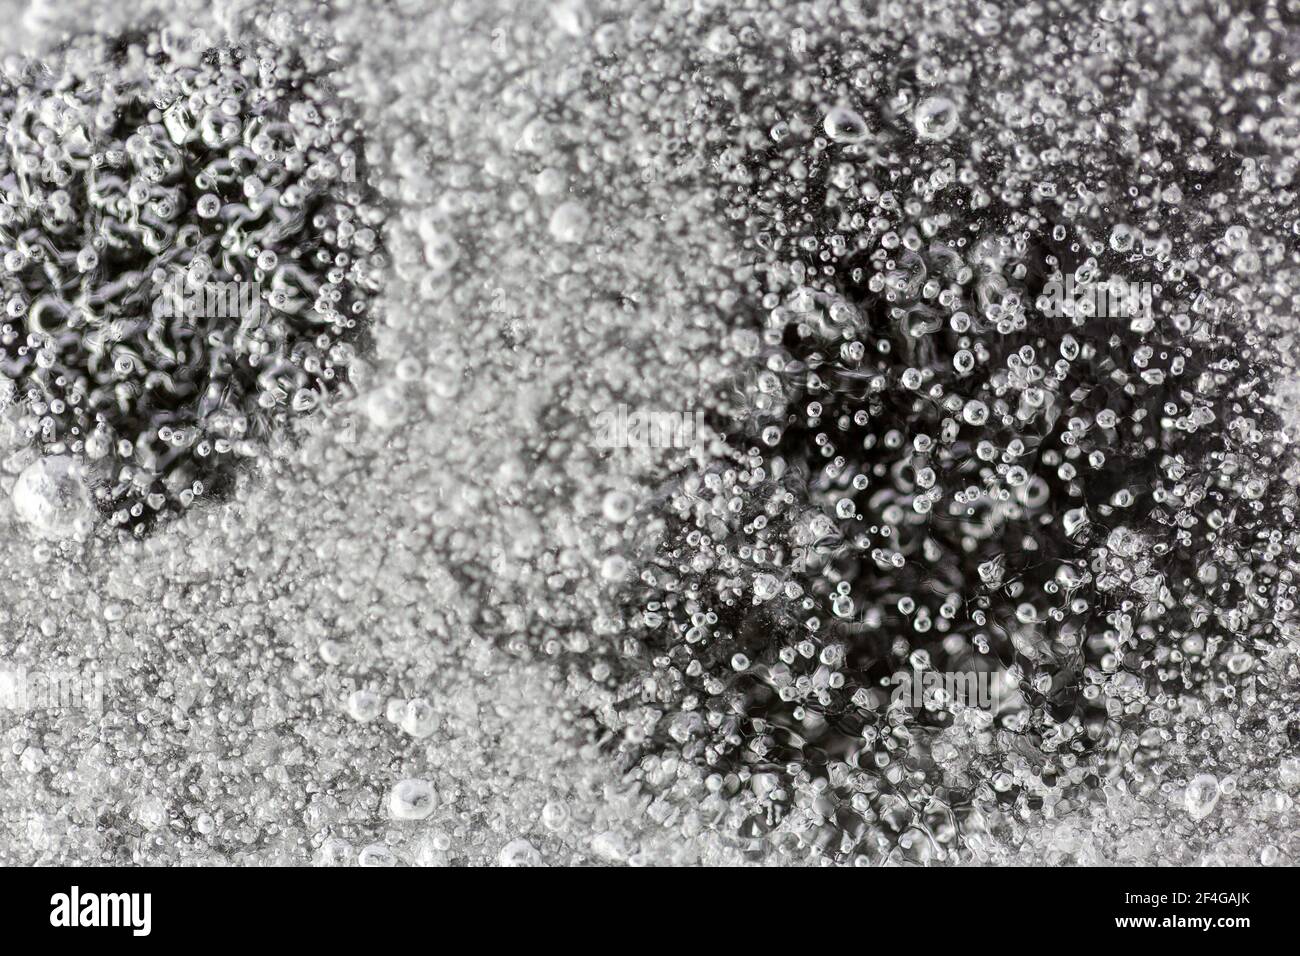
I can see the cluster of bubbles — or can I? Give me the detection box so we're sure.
[534,0,1300,864]
[615,221,1296,860]
[0,27,384,534]
[0,0,748,870]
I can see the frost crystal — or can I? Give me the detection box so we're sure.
[3,0,1300,871]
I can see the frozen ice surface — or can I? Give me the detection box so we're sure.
[1,0,1299,867]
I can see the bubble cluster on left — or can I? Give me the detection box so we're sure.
[0,29,386,538]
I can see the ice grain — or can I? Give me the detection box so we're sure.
[1,0,1299,868]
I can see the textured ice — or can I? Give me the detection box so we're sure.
[11,454,93,541]
[0,0,1299,868]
